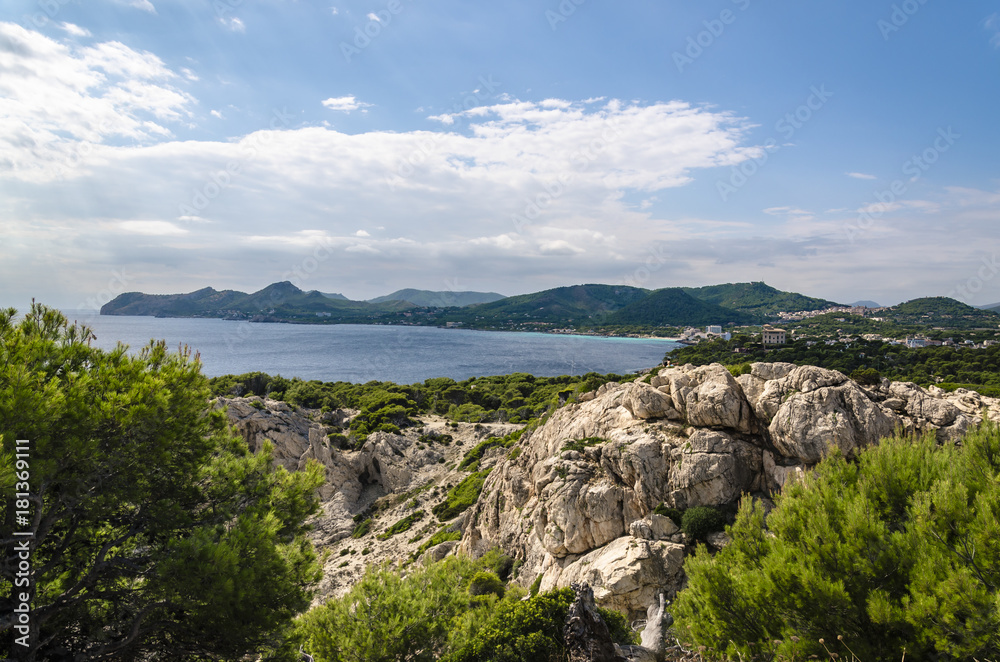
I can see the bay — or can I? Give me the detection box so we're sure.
[64,311,680,384]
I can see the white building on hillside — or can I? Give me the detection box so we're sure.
[762,325,787,345]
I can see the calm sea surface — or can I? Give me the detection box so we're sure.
[64,311,680,384]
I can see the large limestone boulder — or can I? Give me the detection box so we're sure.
[667,429,764,509]
[621,382,682,421]
[661,364,756,433]
[769,381,898,464]
[545,536,686,616]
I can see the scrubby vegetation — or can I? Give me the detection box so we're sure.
[679,505,727,541]
[433,470,492,521]
[295,551,634,662]
[209,371,630,443]
[459,429,524,471]
[674,421,1000,661]
[669,337,1000,393]
[377,511,424,540]
[0,305,323,660]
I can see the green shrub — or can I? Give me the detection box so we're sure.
[448,588,575,662]
[350,518,372,539]
[597,606,639,646]
[460,429,523,471]
[560,437,606,453]
[726,362,752,377]
[377,511,424,540]
[850,367,883,385]
[673,422,1000,662]
[468,571,505,598]
[249,398,265,410]
[653,502,683,526]
[680,506,726,540]
[414,529,462,557]
[529,575,542,597]
[433,470,492,521]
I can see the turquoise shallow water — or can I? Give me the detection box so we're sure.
[65,311,680,383]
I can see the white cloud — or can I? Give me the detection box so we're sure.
[210,110,224,119]
[58,23,91,37]
[846,172,877,180]
[330,7,339,15]
[112,0,157,12]
[0,22,193,181]
[538,240,584,255]
[322,95,372,113]
[119,220,187,235]
[355,229,371,237]
[986,13,1000,47]
[219,17,246,33]
[764,206,815,222]
[366,12,380,22]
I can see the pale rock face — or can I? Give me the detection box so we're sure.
[666,429,763,509]
[768,381,898,464]
[763,450,806,491]
[353,431,419,493]
[544,536,686,616]
[219,365,1000,624]
[750,362,797,381]
[621,382,682,421]
[889,382,960,427]
[661,363,756,433]
[420,540,460,565]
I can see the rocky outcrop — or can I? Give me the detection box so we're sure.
[461,363,1000,619]
[216,396,520,601]
[218,365,1000,627]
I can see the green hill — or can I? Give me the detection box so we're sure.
[443,284,650,326]
[368,289,505,308]
[607,288,753,326]
[887,297,1000,329]
[101,282,412,321]
[682,282,841,319]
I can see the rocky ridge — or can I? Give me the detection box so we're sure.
[459,362,1000,618]
[217,396,520,602]
[217,364,1000,622]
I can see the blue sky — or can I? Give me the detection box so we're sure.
[1,0,999,311]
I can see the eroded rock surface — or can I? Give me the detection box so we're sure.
[219,365,1000,624]
[460,363,1000,618]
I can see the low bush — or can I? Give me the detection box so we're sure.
[377,511,424,540]
[433,470,492,521]
[674,421,1000,661]
[653,502,683,527]
[468,571,505,598]
[680,506,726,540]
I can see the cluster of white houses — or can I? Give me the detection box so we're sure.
[681,324,788,345]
